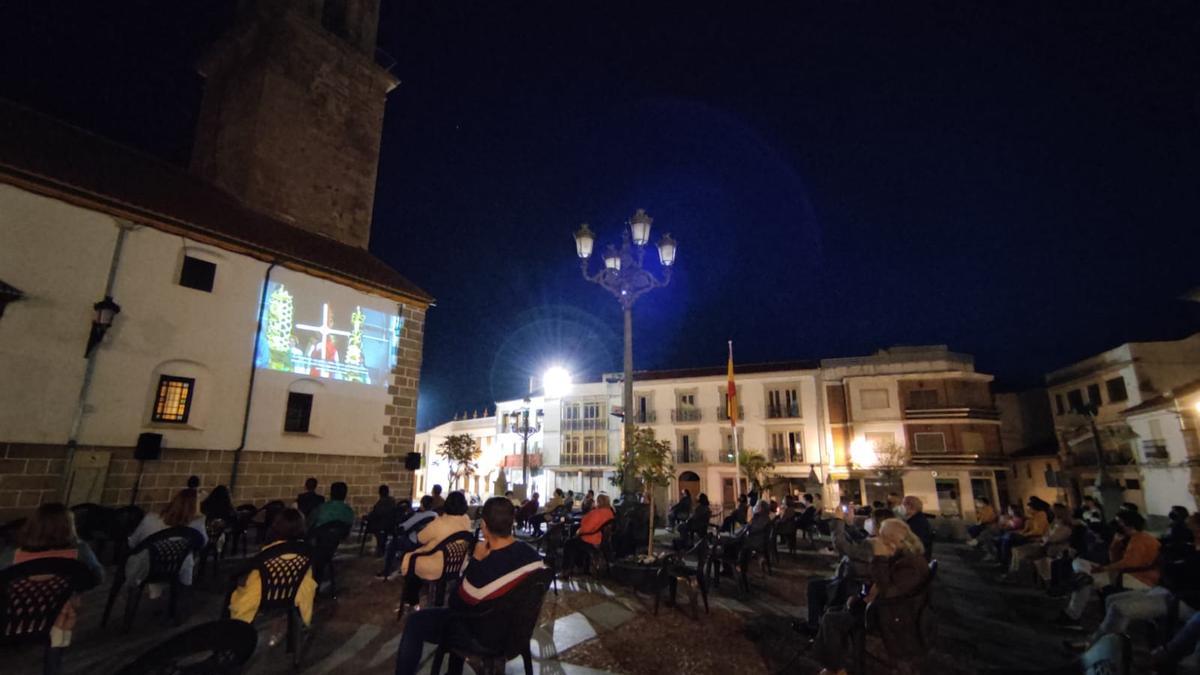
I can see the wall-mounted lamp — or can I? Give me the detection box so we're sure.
[85,295,121,357]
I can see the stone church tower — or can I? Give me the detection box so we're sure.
[190,0,396,249]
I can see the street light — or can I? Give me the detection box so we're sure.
[573,208,677,494]
[512,396,542,492]
[543,366,572,399]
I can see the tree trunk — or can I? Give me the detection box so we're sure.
[647,494,655,555]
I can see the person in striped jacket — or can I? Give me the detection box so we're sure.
[394,496,544,675]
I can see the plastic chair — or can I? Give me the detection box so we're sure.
[397,530,476,620]
[358,510,396,556]
[69,503,113,560]
[306,521,350,597]
[222,541,314,668]
[0,558,97,675]
[101,526,205,632]
[106,506,144,564]
[256,501,287,545]
[665,536,710,617]
[112,619,257,675]
[429,568,553,675]
[230,505,258,557]
[195,516,230,583]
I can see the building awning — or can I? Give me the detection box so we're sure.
[500,453,542,469]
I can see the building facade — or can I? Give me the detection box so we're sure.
[415,345,1007,521]
[1044,333,1200,516]
[996,388,1062,507]
[1122,380,1200,515]
[0,1,430,520]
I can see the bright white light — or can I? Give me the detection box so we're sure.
[849,437,878,469]
[1194,401,1200,415]
[543,367,572,399]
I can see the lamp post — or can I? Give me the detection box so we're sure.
[1074,402,1124,517]
[573,209,677,494]
[512,396,541,490]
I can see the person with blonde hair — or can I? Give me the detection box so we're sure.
[813,518,932,675]
[125,488,207,595]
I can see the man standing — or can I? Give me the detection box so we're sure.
[296,478,325,518]
[430,484,445,513]
[394,497,544,675]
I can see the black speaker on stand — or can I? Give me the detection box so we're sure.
[131,433,163,505]
[404,452,422,471]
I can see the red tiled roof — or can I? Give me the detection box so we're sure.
[0,100,432,306]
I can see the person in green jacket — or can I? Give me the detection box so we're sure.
[310,481,355,529]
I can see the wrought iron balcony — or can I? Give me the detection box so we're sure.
[1141,441,1169,463]
[765,403,801,419]
[716,405,745,422]
[769,447,804,463]
[675,449,705,464]
[559,452,609,466]
[561,418,607,431]
[633,410,657,424]
[672,408,702,423]
[718,449,737,463]
[904,406,1000,421]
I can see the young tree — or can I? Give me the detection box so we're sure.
[871,441,910,483]
[437,433,480,490]
[624,427,674,555]
[738,449,776,495]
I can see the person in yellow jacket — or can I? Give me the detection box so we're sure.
[229,508,318,625]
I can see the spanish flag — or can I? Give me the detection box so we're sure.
[726,340,738,428]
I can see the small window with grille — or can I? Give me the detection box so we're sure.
[284,392,313,433]
[152,375,194,423]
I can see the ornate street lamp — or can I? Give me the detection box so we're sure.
[573,209,677,494]
[85,295,121,357]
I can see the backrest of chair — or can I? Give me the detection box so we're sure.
[1080,633,1131,675]
[70,503,112,541]
[114,619,258,675]
[110,506,144,540]
[436,530,476,580]
[306,521,350,564]
[137,526,205,582]
[205,516,229,542]
[253,541,314,611]
[0,558,94,645]
[470,568,553,658]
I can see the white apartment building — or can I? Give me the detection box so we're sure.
[416,346,1010,521]
[1044,333,1200,516]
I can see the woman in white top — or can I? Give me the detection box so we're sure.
[126,488,207,594]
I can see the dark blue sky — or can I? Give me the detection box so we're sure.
[4,2,1199,430]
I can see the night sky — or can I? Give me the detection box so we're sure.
[4,2,1199,430]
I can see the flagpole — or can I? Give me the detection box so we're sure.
[729,340,741,500]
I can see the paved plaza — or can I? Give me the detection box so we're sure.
[7,530,1153,675]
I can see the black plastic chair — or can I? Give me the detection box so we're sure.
[429,568,553,675]
[397,530,476,620]
[358,510,396,556]
[0,557,97,675]
[69,503,113,560]
[230,505,258,557]
[776,515,799,556]
[195,516,230,583]
[112,619,258,675]
[256,501,287,545]
[101,526,205,632]
[665,536,710,618]
[222,541,314,668]
[306,520,350,597]
[106,506,144,564]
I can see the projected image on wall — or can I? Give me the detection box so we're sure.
[256,281,400,386]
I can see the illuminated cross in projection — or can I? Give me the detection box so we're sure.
[295,304,351,360]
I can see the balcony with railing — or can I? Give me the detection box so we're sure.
[765,403,801,419]
[561,418,607,431]
[675,448,706,464]
[1141,441,1169,464]
[633,410,657,424]
[904,404,1000,421]
[560,450,610,466]
[716,405,745,422]
[718,449,737,463]
[769,447,804,463]
[504,421,543,434]
[672,408,702,423]
[1061,447,1137,468]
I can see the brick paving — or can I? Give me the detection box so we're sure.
[2,533,1145,674]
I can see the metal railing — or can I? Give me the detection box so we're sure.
[675,449,705,464]
[904,406,1000,421]
[718,450,737,463]
[716,406,745,422]
[672,408,702,423]
[504,422,543,434]
[633,410,657,424]
[765,403,801,419]
[1142,441,1169,462]
[561,418,607,431]
[559,452,609,466]
[769,448,803,463]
